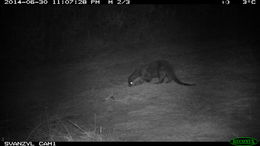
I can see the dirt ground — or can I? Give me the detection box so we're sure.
[2,39,260,141]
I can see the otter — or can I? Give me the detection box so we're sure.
[128,60,195,87]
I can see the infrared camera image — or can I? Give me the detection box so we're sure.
[1,5,259,141]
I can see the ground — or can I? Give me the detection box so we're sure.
[2,38,260,141]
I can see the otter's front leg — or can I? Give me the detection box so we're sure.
[143,74,152,82]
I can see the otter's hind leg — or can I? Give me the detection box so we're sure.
[155,71,166,84]
[166,75,173,83]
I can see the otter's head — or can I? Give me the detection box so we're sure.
[128,69,141,87]
[128,76,135,87]
[128,77,144,87]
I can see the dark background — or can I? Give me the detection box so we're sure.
[2,5,258,68]
[1,5,259,141]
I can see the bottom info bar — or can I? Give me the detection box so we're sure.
[3,142,56,146]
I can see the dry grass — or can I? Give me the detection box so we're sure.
[25,113,116,141]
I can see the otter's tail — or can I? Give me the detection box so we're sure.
[171,73,196,86]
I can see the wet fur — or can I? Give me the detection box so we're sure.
[128,60,195,87]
